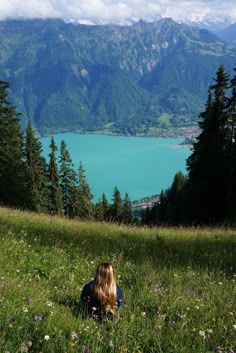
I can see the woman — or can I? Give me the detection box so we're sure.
[80,263,123,321]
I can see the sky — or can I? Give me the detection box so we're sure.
[0,0,236,23]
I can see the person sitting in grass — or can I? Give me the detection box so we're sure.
[80,262,123,322]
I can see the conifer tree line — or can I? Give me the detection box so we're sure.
[0,80,133,224]
[144,64,236,225]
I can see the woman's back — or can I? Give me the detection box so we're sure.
[80,263,123,321]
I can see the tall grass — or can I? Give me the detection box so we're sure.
[0,207,235,353]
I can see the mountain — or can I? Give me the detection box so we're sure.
[0,18,235,135]
[216,23,236,43]
[179,16,234,31]
[66,15,234,32]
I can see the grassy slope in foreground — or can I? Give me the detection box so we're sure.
[0,207,235,353]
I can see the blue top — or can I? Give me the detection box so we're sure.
[80,280,124,320]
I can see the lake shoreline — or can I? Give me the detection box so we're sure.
[73,126,200,139]
[40,126,200,143]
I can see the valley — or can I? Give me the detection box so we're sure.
[0,18,235,135]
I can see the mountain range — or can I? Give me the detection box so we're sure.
[70,15,235,32]
[0,18,236,135]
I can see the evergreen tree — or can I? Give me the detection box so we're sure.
[186,65,230,223]
[77,161,93,219]
[0,80,28,207]
[142,205,151,225]
[48,136,63,215]
[101,192,110,221]
[111,186,123,222]
[122,192,132,224]
[24,123,48,212]
[59,140,78,218]
[148,190,168,225]
[166,171,187,225]
[95,193,110,221]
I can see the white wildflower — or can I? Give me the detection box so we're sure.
[71,331,79,340]
[199,330,206,339]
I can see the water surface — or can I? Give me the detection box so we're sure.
[41,133,191,201]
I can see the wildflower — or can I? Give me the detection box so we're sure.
[35,315,43,321]
[20,342,29,353]
[71,331,79,340]
[26,298,32,304]
[207,329,213,333]
[141,312,146,317]
[82,347,90,353]
[109,340,114,348]
[44,335,50,341]
[199,330,206,339]
[22,307,29,313]
[47,301,53,307]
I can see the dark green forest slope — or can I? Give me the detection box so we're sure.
[0,18,235,135]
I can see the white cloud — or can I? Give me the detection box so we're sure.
[0,0,235,22]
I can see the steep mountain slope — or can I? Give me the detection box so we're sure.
[0,18,235,135]
[216,23,236,43]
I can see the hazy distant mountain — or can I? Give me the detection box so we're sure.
[0,18,235,135]
[66,14,234,31]
[179,15,234,31]
[216,23,236,43]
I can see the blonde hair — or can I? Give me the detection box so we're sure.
[92,263,117,315]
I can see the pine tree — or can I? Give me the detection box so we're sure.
[149,190,168,225]
[111,186,123,223]
[95,193,110,222]
[166,171,187,225]
[0,80,28,207]
[48,136,63,215]
[122,192,132,224]
[101,193,110,221]
[186,64,230,223]
[77,161,93,219]
[59,140,78,218]
[24,123,48,212]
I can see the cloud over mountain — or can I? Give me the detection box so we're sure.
[0,0,236,22]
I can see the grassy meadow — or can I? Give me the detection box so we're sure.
[0,207,235,353]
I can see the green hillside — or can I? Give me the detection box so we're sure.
[0,207,235,352]
[0,18,236,135]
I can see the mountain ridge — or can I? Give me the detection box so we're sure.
[0,18,235,135]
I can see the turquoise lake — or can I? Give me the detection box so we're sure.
[41,133,191,202]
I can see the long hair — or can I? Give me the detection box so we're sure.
[92,263,117,315]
